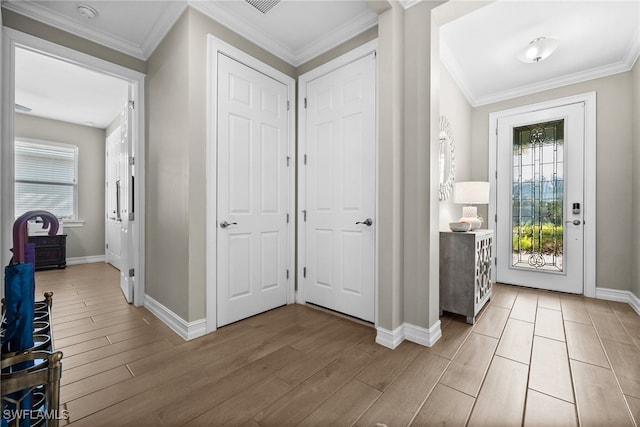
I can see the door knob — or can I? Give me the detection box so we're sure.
[565,219,581,226]
[220,220,237,229]
[356,218,373,226]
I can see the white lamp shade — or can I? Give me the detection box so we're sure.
[454,181,490,204]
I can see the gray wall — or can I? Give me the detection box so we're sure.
[632,60,640,299]
[146,7,297,322]
[439,66,472,230]
[15,114,106,259]
[471,72,635,292]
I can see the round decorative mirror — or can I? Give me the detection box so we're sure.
[439,116,456,201]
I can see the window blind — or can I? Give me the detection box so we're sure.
[15,140,78,219]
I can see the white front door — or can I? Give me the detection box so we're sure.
[301,52,376,322]
[496,102,585,293]
[105,128,122,271]
[216,53,290,327]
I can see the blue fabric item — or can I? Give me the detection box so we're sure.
[2,262,35,427]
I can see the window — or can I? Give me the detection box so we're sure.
[15,139,78,220]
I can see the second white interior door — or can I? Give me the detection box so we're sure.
[302,52,376,322]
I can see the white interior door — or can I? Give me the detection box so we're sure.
[302,52,376,322]
[216,53,289,327]
[496,102,584,293]
[105,128,122,271]
[119,96,134,303]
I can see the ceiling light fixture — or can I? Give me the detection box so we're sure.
[517,37,558,63]
[77,4,99,20]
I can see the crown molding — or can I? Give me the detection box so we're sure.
[2,1,145,59]
[189,0,297,64]
[439,38,478,107]
[141,2,189,59]
[190,1,377,67]
[399,0,422,10]
[292,9,377,66]
[473,59,636,107]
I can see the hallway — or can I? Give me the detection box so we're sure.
[38,263,640,426]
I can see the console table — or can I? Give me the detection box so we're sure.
[28,234,67,270]
[440,230,493,324]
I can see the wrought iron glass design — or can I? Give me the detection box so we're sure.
[511,120,564,272]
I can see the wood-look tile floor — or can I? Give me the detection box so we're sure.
[35,263,640,426]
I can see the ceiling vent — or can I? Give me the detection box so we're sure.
[245,0,280,14]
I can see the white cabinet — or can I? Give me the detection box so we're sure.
[439,230,493,324]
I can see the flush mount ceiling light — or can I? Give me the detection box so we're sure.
[77,4,99,20]
[517,37,558,63]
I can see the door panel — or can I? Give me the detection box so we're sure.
[119,95,134,303]
[105,129,122,271]
[217,53,289,327]
[496,103,584,293]
[303,53,376,322]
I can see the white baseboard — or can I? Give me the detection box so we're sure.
[144,294,206,341]
[376,321,442,349]
[595,287,640,316]
[375,325,405,349]
[405,321,442,347]
[66,255,105,265]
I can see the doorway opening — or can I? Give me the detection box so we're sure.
[2,29,146,305]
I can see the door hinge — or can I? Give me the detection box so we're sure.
[374,50,377,59]
[287,100,290,111]
[494,258,497,266]
[495,127,498,136]
[495,170,497,179]
[302,210,307,222]
[129,212,135,221]
[286,156,291,166]
[303,267,306,278]
[304,154,307,165]
[495,214,497,223]
[304,98,307,109]
[286,213,290,223]
[128,100,135,110]
[129,157,135,166]
[105,243,109,249]
[128,268,135,277]
[286,269,289,279]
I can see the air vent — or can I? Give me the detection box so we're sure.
[245,0,280,14]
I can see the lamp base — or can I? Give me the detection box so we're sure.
[459,216,481,231]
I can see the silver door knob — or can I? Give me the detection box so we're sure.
[565,219,581,226]
[356,218,373,226]
[220,220,237,229]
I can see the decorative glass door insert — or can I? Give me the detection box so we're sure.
[511,120,564,272]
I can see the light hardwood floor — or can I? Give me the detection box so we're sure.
[35,263,640,426]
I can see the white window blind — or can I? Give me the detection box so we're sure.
[15,139,78,219]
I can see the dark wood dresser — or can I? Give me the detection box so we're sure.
[28,234,67,270]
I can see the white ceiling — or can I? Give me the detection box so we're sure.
[5,0,378,129]
[440,0,640,106]
[5,0,640,128]
[15,47,129,128]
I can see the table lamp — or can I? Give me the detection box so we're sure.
[454,181,490,230]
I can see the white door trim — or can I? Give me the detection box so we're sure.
[206,35,296,333]
[297,39,378,324]
[1,28,147,306]
[488,92,596,297]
